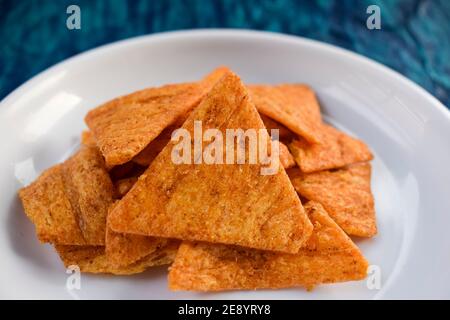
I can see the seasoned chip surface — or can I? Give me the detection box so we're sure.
[109,72,313,253]
[85,67,230,166]
[19,165,86,245]
[19,145,114,245]
[55,241,179,275]
[288,163,377,237]
[61,145,115,245]
[249,84,323,143]
[168,202,368,291]
[289,124,373,173]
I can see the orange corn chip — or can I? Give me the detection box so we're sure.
[289,124,373,173]
[288,163,377,237]
[249,84,323,144]
[55,241,179,275]
[19,145,114,245]
[85,67,230,166]
[279,142,296,169]
[168,202,368,291]
[109,72,313,254]
[19,165,86,245]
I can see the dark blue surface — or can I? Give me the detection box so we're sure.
[1,0,449,107]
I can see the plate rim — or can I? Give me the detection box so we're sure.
[1,29,449,122]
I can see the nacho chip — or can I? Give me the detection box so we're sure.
[288,163,376,237]
[249,84,323,144]
[19,165,86,245]
[169,202,368,291]
[85,67,230,166]
[55,241,179,275]
[109,72,313,254]
[279,142,296,169]
[289,124,373,173]
[19,145,114,245]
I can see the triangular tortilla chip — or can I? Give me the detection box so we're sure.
[19,145,114,245]
[109,72,313,253]
[168,202,368,291]
[85,67,230,166]
[288,163,377,237]
[289,124,373,173]
[19,165,86,245]
[279,142,296,169]
[249,84,323,143]
[55,241,179,275]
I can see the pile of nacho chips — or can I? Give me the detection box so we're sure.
[19,67,376,291]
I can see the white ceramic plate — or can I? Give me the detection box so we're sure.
[1,30,449,300]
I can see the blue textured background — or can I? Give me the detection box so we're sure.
[0,0,449,107]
